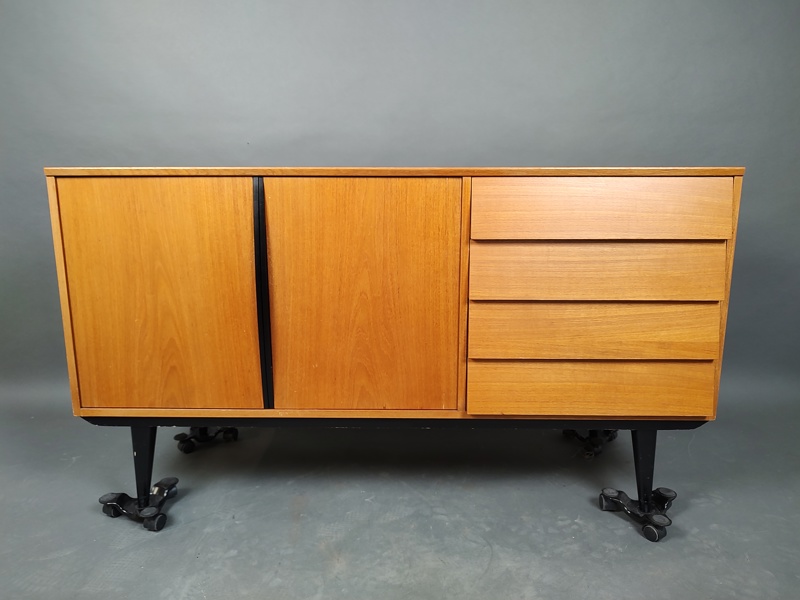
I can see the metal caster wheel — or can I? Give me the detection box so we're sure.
[177,440,196,454]
[143,513,167,532]
[642,523,667,542]
[151,477,179,499]
[598,488,620,511]
[656,487,677,500]
[654,487,677,510]
[102,504,121,518]
[647,513,672,528]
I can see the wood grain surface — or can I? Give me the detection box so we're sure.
[57,177,263,409]
[44,167,746,177]
[265,177,462,409]
[47,177,82,414]
[469,241,727,300]
[468,302,720,359]
[74,407,706,420]
[467,360,716,417]
[457,178,472,411]
[471,177,733,239]
[47,168,742,421]
[715,175,744,412]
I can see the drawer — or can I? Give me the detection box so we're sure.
[468,302,720,360]
[469,241,727,301]
[467,360,716,417]
[471,177,733,239]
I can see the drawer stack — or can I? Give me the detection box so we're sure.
[466,177,734,418]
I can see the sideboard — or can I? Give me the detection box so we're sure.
[45,166,743,540]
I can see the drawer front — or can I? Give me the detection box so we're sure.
[471,177,733,240]
[468,302,720,360]
[469,241,727,301]
[467,361,716,417]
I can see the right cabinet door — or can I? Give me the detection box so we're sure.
[264,177,462,410]
[467,176,734,418]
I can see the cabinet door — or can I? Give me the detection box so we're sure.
[57,177,263,409]
[265,178,462,409]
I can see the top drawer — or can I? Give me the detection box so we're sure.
[471,177,733,240]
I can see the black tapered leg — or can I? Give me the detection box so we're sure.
[131,426,157,509]
[632,429,657,513]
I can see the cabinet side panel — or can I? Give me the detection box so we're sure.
[47,177,81,414]
[266,177,462,409]
[715,176,743,416]
[58,177,263,409]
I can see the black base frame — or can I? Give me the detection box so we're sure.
[87,417,705,539]
[173,426,239,454]
[562,428,619,458]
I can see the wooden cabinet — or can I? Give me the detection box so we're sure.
[45,167,742,421]
[46,167,744,539]
[45,168,744,541]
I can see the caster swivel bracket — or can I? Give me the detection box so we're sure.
[99,476,179,532]
[599,429,678,541]
[599,486,676,542]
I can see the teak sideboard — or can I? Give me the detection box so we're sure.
[45,167,744,540]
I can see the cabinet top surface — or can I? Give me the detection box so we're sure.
[44,166,745,177]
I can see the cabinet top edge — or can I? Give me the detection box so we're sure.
[44,167,746,177]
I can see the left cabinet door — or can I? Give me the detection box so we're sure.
[55,177,264,410]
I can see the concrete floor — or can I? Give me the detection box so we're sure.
[1,372,798,599]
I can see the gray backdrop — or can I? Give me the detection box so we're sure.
[1,0,798,387]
